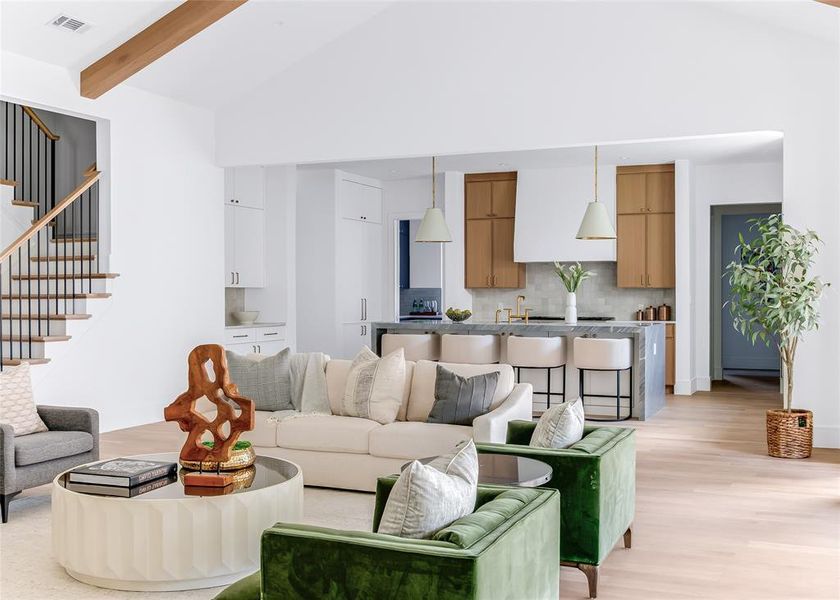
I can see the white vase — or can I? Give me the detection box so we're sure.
[565,291,578,324]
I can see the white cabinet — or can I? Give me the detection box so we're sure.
[226,166,265,209]
[225,325,287,355]
[225,204,265,288]
[339,322,371,359]
[339,178,382,223]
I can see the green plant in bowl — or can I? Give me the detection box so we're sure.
[202,440,252,451]
[446,308,472,322]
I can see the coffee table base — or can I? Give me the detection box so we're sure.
[53,461,303,591]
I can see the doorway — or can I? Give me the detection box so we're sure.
[393,217,443,321]
[710,204,782,386]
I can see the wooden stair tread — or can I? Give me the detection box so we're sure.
[11,273,119,281]
[2,358,50,366]
[0,179,16,187]
[1,335,71,342]
[31,255,97,262]
[12,200,39,208]
[52,236,98,243]
[1,313,91,320]
[1,293,111,300]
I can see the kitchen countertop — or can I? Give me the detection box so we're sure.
[225,322,286,329]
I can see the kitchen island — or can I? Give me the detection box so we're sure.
[370,320,666,420]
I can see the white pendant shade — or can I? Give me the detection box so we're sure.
[415,207,452,242]
[576,200,616,240]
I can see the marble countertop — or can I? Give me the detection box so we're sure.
[225,322,286,329]
[372,320,664,333]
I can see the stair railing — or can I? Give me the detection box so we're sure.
[2,102,59,219]
[0,170,101,370]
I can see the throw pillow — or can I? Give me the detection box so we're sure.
[225,349,293,412]
[426,365,499,426]
[0,363,48,436]
[530,399,585,449]
[378,439,479,539]
[342,346,405,425]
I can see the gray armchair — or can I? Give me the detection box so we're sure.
[1,405,99,522]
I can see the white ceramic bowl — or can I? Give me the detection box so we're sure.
[231,311,259,325]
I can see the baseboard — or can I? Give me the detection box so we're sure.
[673,379,696,396]
[695,376,711,392]
[813,426,840,449]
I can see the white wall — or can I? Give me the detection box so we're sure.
[39,109,96,201]
[215,2,839,446]
[245,165,297,350]
[2,51,223,432]
[515,165,616,262]
[693,161,784,389]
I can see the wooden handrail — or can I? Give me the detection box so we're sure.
[83,162,97,177]
[22,106,60,141]
[0,172,100,262]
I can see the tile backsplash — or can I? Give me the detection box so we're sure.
[471,262,675,321]
[225,287,246,325]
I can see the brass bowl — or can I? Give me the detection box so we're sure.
[179,445,256,471]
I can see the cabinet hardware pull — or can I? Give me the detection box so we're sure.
[263,332,278,336]
[486,275,491,287]
[361,298,365,320]
[647,274,651,286]
[640,274,644,286]
[364,298,368,321]
[233,334,248,338]
[231,272,235,285]
[235,272,240,285]
[257,345,261,353]
[493,275,497,286]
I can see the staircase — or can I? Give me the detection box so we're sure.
[1,102,118,370]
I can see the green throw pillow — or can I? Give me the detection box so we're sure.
[225,349,293,412]
[426,365,499,426]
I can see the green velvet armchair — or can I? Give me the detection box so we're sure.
[476,422,636,599]
[215,478,561,600]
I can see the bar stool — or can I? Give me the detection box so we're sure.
[381,333,441,361]
[440,334,500,364]
[506,336,566,408]
[573,337,633,421]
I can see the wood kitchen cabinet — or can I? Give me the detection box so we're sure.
[616,164,675,288]
[464,172,525,289]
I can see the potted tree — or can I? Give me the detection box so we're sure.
[726,214,829,458]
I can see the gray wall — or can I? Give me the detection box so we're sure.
[471,262,675,320]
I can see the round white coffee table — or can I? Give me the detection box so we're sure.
[52,453,303,591]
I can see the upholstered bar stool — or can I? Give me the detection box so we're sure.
[440,334,501,364]
[506,336,566,408]
[573,337,633,421]
[381,333,441,361]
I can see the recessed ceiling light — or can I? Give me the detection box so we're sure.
[390,169,399,174]
[619,156,630,160]
[498,162,508,167]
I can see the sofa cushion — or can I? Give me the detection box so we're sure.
[407,361,514,422]
[341,347,405,424]
[433,488,540,548]
[226,349,293,412]
[276,415,381,454]
[327,360,414,420]
[427,365,499,426]
[0,363,48,436]
[14,430,93,467]
[369,421,472,460]
[378,440,478,539]
[240,410,282,447]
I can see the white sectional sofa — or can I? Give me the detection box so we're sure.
[240,359,532,491]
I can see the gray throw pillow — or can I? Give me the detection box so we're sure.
[225,349,293,412]
[427,365,499,426]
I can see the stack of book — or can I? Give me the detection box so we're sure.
[66,458,178,497]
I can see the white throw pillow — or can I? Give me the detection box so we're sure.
[342,346,406,424]
[530,399,585,449]
[378,439,479,539]
[0,363,48,436]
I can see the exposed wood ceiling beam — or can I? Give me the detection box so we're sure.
[815,0,839,8]
[80,0,247,99]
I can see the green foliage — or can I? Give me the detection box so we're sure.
[202,440,252,451]
[445,307,472,322]
[725,214,828,410]
[553,262,595,293]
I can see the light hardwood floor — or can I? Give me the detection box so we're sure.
[98,378,840,600]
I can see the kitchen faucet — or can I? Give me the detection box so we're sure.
[495,295,530,323]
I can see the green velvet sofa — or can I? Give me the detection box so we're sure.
[215,478,561,600]
[477,422,636,599]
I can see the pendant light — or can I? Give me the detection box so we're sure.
[575,145,616,240]
[415,156,452,243]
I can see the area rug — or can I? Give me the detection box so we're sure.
[0,486,375,600]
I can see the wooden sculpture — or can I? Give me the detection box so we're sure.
[164,344,255,464]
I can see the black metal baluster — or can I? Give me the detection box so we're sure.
[36,230,41,337]
[26,241,31,360]
[17,247,22,361]
[71,190,76,313]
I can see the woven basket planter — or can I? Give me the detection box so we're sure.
[766,409,812,459]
